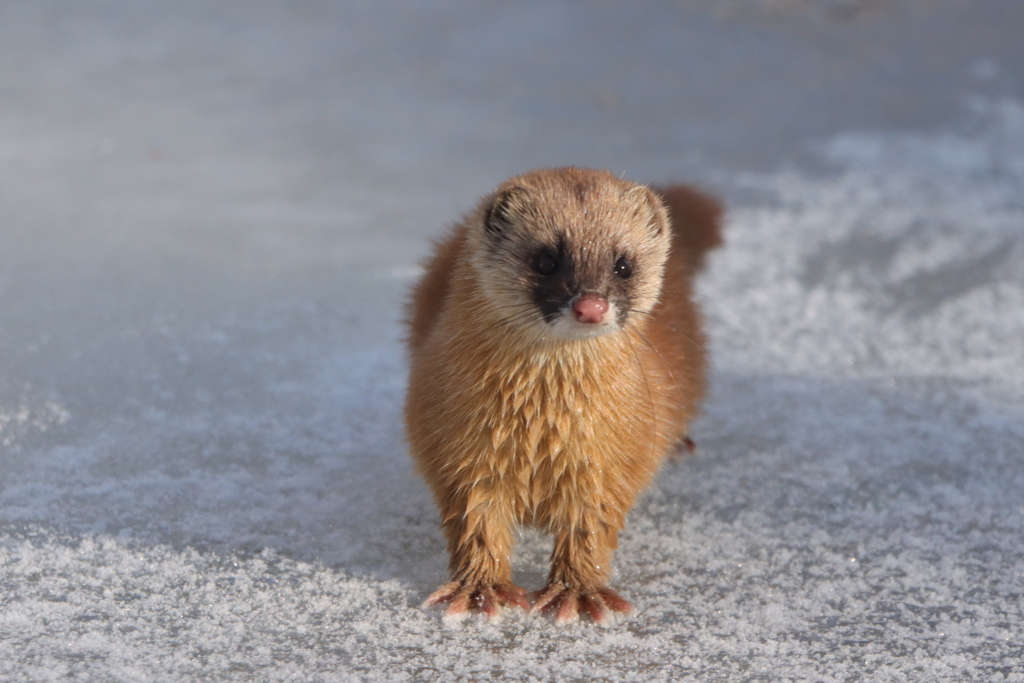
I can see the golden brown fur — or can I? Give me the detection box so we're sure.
[405,168,722,623]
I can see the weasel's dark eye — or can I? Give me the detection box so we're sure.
[614,256,633,279]
[533,252,558,276]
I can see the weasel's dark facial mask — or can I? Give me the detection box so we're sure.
[471,172,671,341]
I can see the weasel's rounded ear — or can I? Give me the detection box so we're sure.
[483,186,528,238]
[625,185,670,237]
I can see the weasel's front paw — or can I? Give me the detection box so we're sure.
[530,584,632,625]
[424,581,530,623]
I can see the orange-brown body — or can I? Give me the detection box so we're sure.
[405,168,722,623]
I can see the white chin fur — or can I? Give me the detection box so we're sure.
[545,303,621,340]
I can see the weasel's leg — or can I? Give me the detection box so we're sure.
[424,493,528,622]
[531,508,632,625]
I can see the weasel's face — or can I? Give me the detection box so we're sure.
[469,168,671,341]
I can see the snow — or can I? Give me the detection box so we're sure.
[2,1,1024,680]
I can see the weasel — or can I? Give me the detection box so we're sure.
[405,167,723,624]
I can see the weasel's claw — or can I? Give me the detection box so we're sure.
[425,581,529,622]
[670,436,698,459]
[530,585,632,625]
[424,581,461,606]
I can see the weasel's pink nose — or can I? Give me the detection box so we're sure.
[572,294,609,324]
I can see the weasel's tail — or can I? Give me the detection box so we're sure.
[654,184,724,275]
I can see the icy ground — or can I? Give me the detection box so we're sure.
[2,2,1023,681]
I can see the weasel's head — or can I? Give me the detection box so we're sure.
[467,167,671,341]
